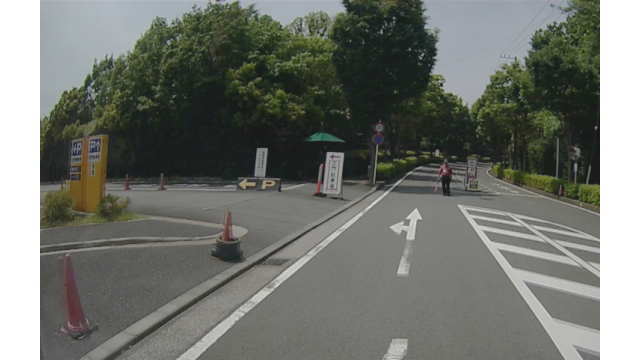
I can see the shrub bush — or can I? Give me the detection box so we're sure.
[579,185,600,206]
[405,150,416,156]
[418,154,430,165]
[522,174,563,193]
[491,163,504,179]
[97,194,130,220]
[564,183,581,199]
[376,162,395,180]
[481,156,491,162]
[42,190,73,225]
[404,156,418,168]
[504,169,524,184]
[392,158,408,175]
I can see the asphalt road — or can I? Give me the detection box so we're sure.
[176,164,599,360]
[40,181,371,360]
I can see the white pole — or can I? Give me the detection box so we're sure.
[586,165,592,185]
[556,137,560,178]
[373,144,379,185]
[573,162,578,184]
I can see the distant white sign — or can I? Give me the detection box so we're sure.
[254,148,268,178]
[435,149,440,158]
[323,152,344,195]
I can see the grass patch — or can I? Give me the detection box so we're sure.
[40,211,144,229]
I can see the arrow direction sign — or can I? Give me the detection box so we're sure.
[238,178,257,190]
[390,208,422,277]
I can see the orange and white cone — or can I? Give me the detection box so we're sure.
[313,164,324,196]
[60,254,94,339]
[221,210,236,242]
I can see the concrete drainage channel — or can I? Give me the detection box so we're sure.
[79,184,381,360]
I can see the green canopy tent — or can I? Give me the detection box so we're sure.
[305,132,346,143]
[305,132,346,163]
[305,132,346,196]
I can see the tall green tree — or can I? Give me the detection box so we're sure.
[330,0,438,155]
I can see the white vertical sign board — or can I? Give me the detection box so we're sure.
[254,148,268,178]
[323,152,344,195]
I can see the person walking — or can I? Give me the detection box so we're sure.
[439,159,453,196]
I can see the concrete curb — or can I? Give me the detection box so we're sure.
[79,184,381,360]
[486,167,600,214]
[40,234,222,254]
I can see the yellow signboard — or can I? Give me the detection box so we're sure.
[68,135,109,212]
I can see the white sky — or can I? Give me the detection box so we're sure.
[40,0,567,117]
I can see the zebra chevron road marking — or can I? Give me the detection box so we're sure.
[458,205,599,359]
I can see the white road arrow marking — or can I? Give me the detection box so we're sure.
[382,338,407,360]
[390,208,422,277]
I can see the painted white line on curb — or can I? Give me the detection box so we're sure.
[485,167,600,217]
[469,215,522,227]
[459,205,590,360]
[382,338,408,360]
[176,169,419,360]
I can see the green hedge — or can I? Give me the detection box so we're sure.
[579,185,600,206]
[503,168,524,184]
[492,163,505,179]
[491,166,600,206]
[376,156,425,181]
[522,174,563,194]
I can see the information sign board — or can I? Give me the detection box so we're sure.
[323,152,344,196]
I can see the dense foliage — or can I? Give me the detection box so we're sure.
[40,1,477,181]
[473,0,599,183]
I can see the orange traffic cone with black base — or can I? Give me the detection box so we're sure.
[211,209,243,261]
[60,254,95,339]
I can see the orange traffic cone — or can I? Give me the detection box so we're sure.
[159,173,166,191]
[124,174,131,191]
[60,254,94,339]
[313,163,325,197]
[221,209,236,242]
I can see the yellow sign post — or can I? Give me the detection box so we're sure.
[68,135,109,212]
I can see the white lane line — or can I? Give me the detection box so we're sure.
[553,318,600,355]
[485,168,600,217]
[176,168,420,360]
[469,215,522,227]
[382,338,408,360]
[511,216,599,277]
[477,226,541,241]
[281,183,306,191]
[532,226,599,242]
[458,205,588,360]
[396,239,414,277]
[590,262,600,270]
[556,241,600,254]
[494,243,578,267]
[515,269,599,301]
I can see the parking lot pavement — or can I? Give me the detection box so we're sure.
[40,180,374,360]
